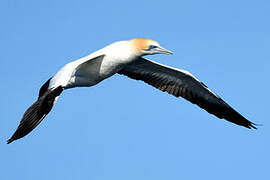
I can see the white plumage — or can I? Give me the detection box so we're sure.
[49,40,135,89]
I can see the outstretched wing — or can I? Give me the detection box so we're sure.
[7,86,63,144]
[118,57,256,129]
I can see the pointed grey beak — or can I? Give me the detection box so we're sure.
[157,46,173,55]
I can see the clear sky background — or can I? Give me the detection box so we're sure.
[1,0,269,179]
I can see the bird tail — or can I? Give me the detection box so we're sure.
[7,86,63,144]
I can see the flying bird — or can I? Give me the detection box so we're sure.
[7,38,256,144]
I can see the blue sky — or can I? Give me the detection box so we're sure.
[1,0,269,179]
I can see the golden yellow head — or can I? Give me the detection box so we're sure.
[131,38,159,51]
[130,38,173,56]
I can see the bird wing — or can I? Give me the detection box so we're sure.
[75,54,106,77]
[118,57,256,129]
[7,86,63,144]
[8,55,106,143]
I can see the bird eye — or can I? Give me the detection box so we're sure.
[149,45,158,49]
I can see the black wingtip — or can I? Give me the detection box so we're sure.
[251,123,257,129]
[7,138,13,144]
[248,122,262,130]
[249,123,257,129]
[7,86,63,144]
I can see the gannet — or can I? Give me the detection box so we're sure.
[7,38,256,144]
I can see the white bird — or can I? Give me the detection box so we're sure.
[7,38,256,144]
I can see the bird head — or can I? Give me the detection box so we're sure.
[131,38,173,56]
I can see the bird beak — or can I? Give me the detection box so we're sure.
[157,46,173,55]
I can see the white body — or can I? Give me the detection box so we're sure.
[49,40,137,89]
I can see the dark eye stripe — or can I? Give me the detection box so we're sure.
[149,45,158,49]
